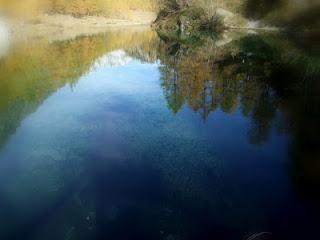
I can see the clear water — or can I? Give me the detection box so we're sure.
[0,29,319,240]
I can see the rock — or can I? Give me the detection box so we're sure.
[247,20,260,29]
[215,8,248,29]
[216,8,235,19]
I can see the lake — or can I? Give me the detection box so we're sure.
[0,28,319,240]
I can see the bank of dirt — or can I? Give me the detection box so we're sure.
[8,11,156,42]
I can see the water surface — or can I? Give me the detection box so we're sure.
[0,28,319,240]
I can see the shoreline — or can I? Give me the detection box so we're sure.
[7,12,156,42]
[3,10,283,47]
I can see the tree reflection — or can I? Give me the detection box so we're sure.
[157,32,279,126]
[157,29,320,204]
[157,29,320,141]
[0,26,319,239]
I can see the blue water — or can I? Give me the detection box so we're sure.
[0,31,319,240]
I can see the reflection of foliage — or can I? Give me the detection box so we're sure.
[158,30,320,205]
[157,31,320,147]
[158,33,223,119]
[157,33,278,124]
[0,29,158,148]
[0,26,319,239]
[0,29,161,240]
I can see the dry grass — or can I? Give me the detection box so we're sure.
[0,0,158,18]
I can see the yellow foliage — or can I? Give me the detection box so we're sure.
[0,29,158,111]
[0,0,157,18]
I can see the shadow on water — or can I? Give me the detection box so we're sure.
[156,30,320,237]
[0,26,319,240]
[156,28,320,197]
